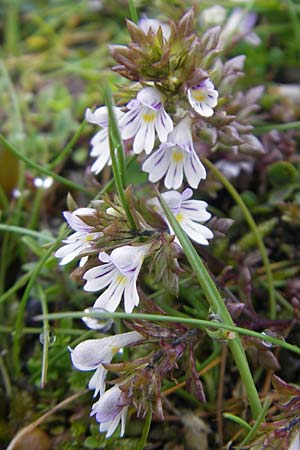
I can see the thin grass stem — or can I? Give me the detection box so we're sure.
[204,158,276,320]
[35,311,300,356]
[0,134,92,197]
[12,226,68,375]
[38,286,50,388]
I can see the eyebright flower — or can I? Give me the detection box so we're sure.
[187,79,219,117]
[120,86,173,154]
[55,208,103,266]
[149,188,213,246]
[142,116,206,189]
[83,244,150,313]
[220,8,261,47]
[85,106,124,174]
[70,331,143,396]
[91,385,129,437]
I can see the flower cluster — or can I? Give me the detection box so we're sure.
[56,7,264,440]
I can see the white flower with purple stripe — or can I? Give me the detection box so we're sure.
[220,8,261,47]
[70,331,143,397]
[120,86,173,154]
[85,106,124,174]
[149,188,213,246]
[83,244,150,313]
[142,116,206,189]
[187,79,218,117]
[91,385,129,437]
[55,208,103,266]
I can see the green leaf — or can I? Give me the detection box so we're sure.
[266,161,298,187]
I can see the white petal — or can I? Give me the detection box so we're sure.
[63,209,94,233]
[70,339,112,371]
[137,86,162,108]
[155,109,173,142]
[55,241,85,265]
[124,277,139,313]
[84,266,117,292]
[183,150,206,188]
[133,120,151,154]
[142,145,170,183]
[120,109,141,140]
[90,128,108,147]
[165,150,185,189]
[94,387,121,418]
[89,366,107,396]
[181,217,213,245]
[181,200,211,221]
[93,280,125,311]
[110,245,147,272]
[161,190,182,211]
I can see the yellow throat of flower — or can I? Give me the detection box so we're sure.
[142,110,156,123]
[172,150,184,163]
[192,89,206,102]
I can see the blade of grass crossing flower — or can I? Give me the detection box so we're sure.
[129,0,138,24]
[35,310,300,356]
[155,188,262,419]
[203,158,276,320]
[103,85,127,187]
[104,86,137,230]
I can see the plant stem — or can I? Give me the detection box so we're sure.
[35,310,300,356]
[104,86,137,230]
[0,224,53,242]
[137,409,152,450]
[4,0,20,56]
[156,189,262,419]
[38,286,49,388]
[129,0,138,23]
[236,397,271,450]
[255,120,300,134]
[204,158,276,320]
[12,227,68,375]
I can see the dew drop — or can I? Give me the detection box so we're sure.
[39,329,56,345]
[261,329,284,348]
[82,307,113,332]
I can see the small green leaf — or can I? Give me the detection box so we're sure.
[267,161,298,187]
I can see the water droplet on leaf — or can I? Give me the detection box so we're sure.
[82,307,113,332]
[39,329,56,345]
